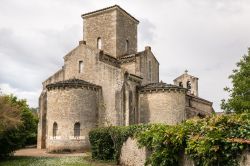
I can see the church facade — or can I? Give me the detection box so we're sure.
[37,5,214,152]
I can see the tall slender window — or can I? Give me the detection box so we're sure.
[148,61,152,81]
[97,37,102,49]
[79,61,83,73]
[125,40,129,53]
[53,122,58,139]
[187,81,191,90]
[74,122,80,138]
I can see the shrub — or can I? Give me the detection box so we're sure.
[89,113,250,166]
[89,124,149,163]
[89,127,114,160]
[0,94,38,157]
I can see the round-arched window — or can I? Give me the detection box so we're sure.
[74,122,80,138]
[179,82,183,87]
[97,37,102,49]
[53,122,58,139]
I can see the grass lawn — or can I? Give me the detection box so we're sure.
[0,156,116,166]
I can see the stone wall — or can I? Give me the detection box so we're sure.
[120,137,148,166]
[46,87,99,152]
[139,90,186,124]
[83,9,117,57]
[174,72,199,96]
[120,137,250,166]
[116,9,138,56]
[83,7,138,58]
[42,68,64,89]
[137,47,159,85]
[186,94,214,118]
[64,44,124,126]
[37,91,47,149]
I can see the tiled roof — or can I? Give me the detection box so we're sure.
[81,5,139,23]
[139,82,187,91]
[46,79,101,89]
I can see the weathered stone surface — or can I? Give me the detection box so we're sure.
[37,5,214,152]
[46,87,100,152]
[120,138,250,166]
[82,5,138,58]
[139,85,186,124]
[120,137,148,166]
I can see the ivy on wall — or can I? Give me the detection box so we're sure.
[89,113,250,166]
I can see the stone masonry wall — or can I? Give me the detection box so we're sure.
[137,48,159,85]
[64,44,124,126]
[120,137,148,166]
[83,9,117,57]
[139,90,186,124]
[46,87,99,152]
[116,9,138,56]
[120,137,250,166]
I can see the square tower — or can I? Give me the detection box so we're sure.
[81,5,139,58]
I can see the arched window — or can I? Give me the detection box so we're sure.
[74,122,80,138]
[53,122,58,139]
[187,81,191,90]
[79,61,83,73]
[97,37,102,49]
[125,40,129,53]
[179,82,183,87]
[148,61,152,81]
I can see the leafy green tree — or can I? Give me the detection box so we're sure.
[0,94,38,156]
[221,48,250,113]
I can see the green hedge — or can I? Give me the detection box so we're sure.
[89,125,149,163]
[89,113,250,166]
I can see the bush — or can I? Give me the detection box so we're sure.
[0,94,38,157]
[89,125,149,163]
[89,127,114,160]
[89,113,250,166]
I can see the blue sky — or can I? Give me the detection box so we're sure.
[0,0,250,111]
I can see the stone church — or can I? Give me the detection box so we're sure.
[37,5,214,152]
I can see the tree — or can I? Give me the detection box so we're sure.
[0,94,38,156]
[221,48,250,114]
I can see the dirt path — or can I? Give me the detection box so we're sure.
[14,147,87,157]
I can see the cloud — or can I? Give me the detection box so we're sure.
[0,0,250,112]
[0,25,81,91]
[0,83,40,108]
[138,19,156,49]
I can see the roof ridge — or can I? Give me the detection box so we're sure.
[81,5,139,23]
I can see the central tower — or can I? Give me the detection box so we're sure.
[81,5,139,58]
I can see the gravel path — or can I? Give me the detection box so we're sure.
[14,147,87,157]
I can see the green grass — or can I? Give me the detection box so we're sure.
[0,156,116,166]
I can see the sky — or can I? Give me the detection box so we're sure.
[0,0,250,112]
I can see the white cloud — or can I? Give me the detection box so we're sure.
[0,83,40,108]
[0,0,250,111]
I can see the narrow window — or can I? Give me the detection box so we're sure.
[179,82,183,87]
[125,40,129,53]
[79,61,83,73]
[148,61,152,81]
[53,122,58,139]
[74,122,80,139]
[97,37,102,49]
[187,81,191,90]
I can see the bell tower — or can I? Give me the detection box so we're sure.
[173,70,199,96]
[81,5,139,58]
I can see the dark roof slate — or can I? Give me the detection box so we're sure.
[46,79,101,89]
[139,82,187,91]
